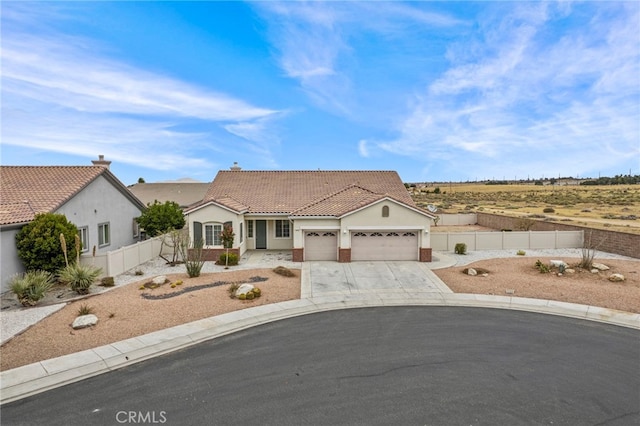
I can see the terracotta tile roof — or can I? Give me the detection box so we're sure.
[128,182,209,208]
[190,170,419,215]
[0,166,133,226]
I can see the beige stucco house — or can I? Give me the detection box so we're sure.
[184,169,436,262]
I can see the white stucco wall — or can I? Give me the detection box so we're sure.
[339,200,432,248]
[56,175,143,254]
[1,228,22,293]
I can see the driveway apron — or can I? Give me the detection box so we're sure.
[307,261,453,297]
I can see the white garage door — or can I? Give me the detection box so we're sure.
[351,231,418,261]
[305,231,338,261]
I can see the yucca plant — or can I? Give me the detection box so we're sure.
[10,270,55,306]
[58,262,102,295]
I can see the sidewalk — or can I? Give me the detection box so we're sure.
[1,251,638,404]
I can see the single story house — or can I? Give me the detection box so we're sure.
[184,168,436,262]
[0,156,146,293]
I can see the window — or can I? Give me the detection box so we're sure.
[204,224,222,246]
[78,227,89,252]
[382,205,389,217]
[247,220,254,238]
[98,222,110,247]
[275,220,290,238]
[240,222,244,243]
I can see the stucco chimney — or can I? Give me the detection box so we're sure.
[230,162,241,171]
[92,155,111,169]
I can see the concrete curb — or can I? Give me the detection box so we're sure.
[1,294,638,405]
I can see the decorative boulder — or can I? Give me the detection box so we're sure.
[565,268,576,274]
[466,268,477,276]
[152,276,167,285]
[608,273,625,282]
[550,260,568,269]
[592,263,610,271]
[72,314,98,329]
[235,283,255,298]
[590,269,600,274]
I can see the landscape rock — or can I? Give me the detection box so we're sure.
[590,269,600,274]
[235,283,255,297]
[550,260,568,268]
[608,273,625,282]
[565,269,576,274]
[466,268,477,276]
[72,314,98,329]
[152,276,167,285]
[592,263,610,271]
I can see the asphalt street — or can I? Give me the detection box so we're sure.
[2,307,639,426]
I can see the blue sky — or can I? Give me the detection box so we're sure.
[2,1,639,185]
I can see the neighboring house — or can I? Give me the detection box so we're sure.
[184,168,436,262]
[127,180,209,209]
[0,157,146,293]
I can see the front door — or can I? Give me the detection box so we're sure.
[256,220,267,249]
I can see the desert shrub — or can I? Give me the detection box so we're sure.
[543,207,555,213]
[179,236,205,277]
[534,260,550,273]
[134,269,144,276]
[273,266,295,277]
[252,287,261,297]
[77,304,94,316]
[100,276,115,287]
[58,262,102,294]
[16,213,78,274]
[10,270,55,306]
[454,243,467,255]
[246,291,255,300]
[217,252,238,266]
[238,293,246,300]
[516,250,526,256]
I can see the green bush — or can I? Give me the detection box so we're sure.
[58,262,102,294]
[217,252,238,266]
[135,200,185,237]
[252,287,261,297]
[10,270,55,306]
[16,213,79,274]
[543,207,555,213]
[100,276,115,287]
[454,243,467,255]
[517,250,526,256]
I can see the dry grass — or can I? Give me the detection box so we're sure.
[412,183,640,234]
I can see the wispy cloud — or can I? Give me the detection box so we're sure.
[253,1,466,117]
[1,3,281,172]
[369,2,640,179]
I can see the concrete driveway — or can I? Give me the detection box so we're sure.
[304,261,453,298]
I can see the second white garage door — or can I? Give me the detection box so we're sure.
[351,231,418,261]
[305,231,338,261]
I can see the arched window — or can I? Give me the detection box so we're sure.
[382,205,389,217]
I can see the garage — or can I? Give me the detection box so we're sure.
[351,231,419,261]
[304,231,338,261]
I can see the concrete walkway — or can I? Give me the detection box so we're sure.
[1,251,638,404]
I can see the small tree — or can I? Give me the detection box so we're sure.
[221,224,235,269]
[136,200,185,237]
[16,213,79,273]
